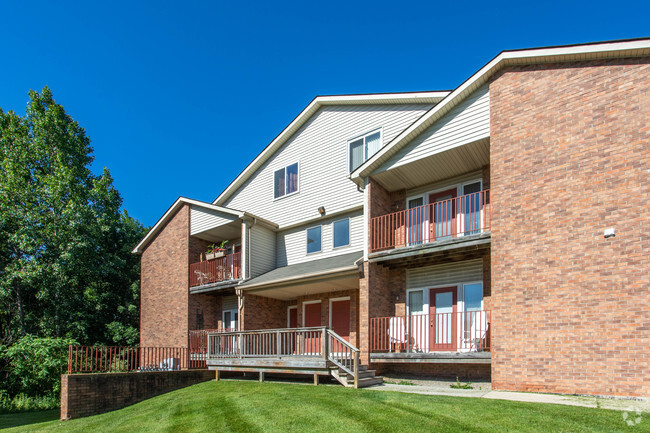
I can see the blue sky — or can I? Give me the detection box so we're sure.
[1,1,648,227]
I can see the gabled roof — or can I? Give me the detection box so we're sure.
[132,197,276,254]
[349,37,650,185]
[212,91,450,205]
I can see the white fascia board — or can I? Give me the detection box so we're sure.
[212,92,449,206]
[131,197,276,254]
[350,38,650,185]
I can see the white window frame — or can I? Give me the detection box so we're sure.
[287,305,297,328]
[273,162,300,201]
[222,309,239,331]
[332,217,351,249]
[306,225,322,255]
[347,128,382,173]
[302,300,322,327]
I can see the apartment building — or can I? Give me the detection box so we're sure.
[133,38,650,396]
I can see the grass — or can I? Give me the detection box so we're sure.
[449,377,474,390]
[0,380,642,432]
[383,379,416,386]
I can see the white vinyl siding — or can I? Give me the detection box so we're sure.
[190,205,238,235]
[222,104,433,228]
[276,210,363,267]
[377,85,489,174]
[222,296,238,311]
[249,224,276,278]
[407,259,483,289]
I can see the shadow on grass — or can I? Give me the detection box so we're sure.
[0,409,60,429]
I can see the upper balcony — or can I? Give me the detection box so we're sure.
[370,189,490,254]
[190,251,242,288]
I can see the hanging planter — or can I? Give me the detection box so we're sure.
[205,240,229,261]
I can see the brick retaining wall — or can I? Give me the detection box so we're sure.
[60,370,214,420]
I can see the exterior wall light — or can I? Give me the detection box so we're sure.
[318,206,325,215]
[604,228,615,238]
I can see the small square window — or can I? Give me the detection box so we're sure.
[333,219,350,248]
[306,226,322,254]
[274,163,299,199]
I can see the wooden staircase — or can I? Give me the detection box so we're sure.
[330,364,383,388]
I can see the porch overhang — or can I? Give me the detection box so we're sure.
[240,251,363,300]
[369,233,490,268]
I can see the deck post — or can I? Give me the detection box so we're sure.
[353,351,359,389]
[215,370,220,381]
[313,373,318,386]
[259,371,264,382]
[321,328,327,359]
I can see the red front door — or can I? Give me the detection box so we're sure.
[304,302,321,353]
[288,307,298,328]
[429,287,457,351]
[330,299,351,342]
[429,188,457,241]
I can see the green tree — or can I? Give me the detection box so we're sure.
[0,87,146,348]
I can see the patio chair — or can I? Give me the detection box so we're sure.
[465,311,489,351]
[387,317,407,352]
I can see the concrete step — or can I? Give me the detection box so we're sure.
[356,376,384,388]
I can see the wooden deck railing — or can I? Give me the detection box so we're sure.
[370,189,490,252]
[207,327,359,386]
[370,311,490,353]
[327,329,360,388]
[67,346,192,374]
[188,328,236,369]
[189,252,241,287]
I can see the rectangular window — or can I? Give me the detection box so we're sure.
[333,218,350,248]
[408,290,424,314]
[349,130,381,172]
[306,226,322,254]
[274,163,299,199]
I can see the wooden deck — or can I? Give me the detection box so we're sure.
[205,327,382,388]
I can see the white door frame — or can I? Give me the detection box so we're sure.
[302,300,322,327]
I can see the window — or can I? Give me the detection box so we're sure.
[408,290,424,314]
[349,130,381,172]
[274,163,298,199]
[333,218,350,248]
[463,283,483,311]
[306,226,322,254]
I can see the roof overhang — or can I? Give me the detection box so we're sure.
[350,38,650,186]
[131,197,277,254]
[212,91,450,205]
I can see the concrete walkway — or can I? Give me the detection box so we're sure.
[369,379,650,413]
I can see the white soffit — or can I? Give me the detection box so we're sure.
[350,38,650,185]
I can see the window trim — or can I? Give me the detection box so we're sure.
[273,162,300,201]
[305,225,322,255]
[332,217,351,249]
[347,128,382,173]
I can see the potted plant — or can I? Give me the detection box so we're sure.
[205,240,229,260]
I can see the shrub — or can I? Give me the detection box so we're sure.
[2,335,76,398]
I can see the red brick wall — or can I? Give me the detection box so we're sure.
[490,58,650,397]
[375,363,491,381]
[140,205,191,348]
[60,371,214,420]
[242,294,289,330]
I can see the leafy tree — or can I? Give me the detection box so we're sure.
[0,87,146,350]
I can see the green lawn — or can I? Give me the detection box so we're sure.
[0,381,641,432]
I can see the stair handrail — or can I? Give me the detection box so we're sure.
[326,329,359,388]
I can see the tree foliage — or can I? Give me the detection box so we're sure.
[0,87,146,352]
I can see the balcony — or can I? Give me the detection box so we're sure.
[369,311,491,363]
[189,252,242,288]
[370,189,490,253]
